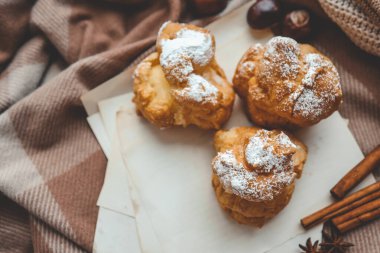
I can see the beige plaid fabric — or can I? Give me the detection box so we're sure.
[0,0,181,252]
[0,0,379,252]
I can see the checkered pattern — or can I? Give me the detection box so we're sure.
[0,0,181,252]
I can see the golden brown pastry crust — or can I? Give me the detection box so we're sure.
[212,174,295,226]
[133,22,235,129]
[212,127,307,227]
[233,36,343,129]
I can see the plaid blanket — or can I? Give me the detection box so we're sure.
[0,0,180,252]
[0,0,379,252]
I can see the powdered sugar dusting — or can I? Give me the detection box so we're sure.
[174,74,218,103]
[239,61,255,76]
[245,130,296,173]
[263,37,300,79]
[302,53,341,90]
[158,23,218,103]
[239,36,341,123]
[213,150,296,201]
[292,53,341,119]
[175,29,214,66]
[277,132,296,147]
[251,43,264,53]
[293,89,324,119]
[302,53,325,87]
[159,28,214,80]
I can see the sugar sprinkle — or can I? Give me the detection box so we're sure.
[213,150,296,201]
[263,36,300,79]
[158,23,218,103]
[292,53,341,119]
[245,130,296,173]
[174,74,218,103]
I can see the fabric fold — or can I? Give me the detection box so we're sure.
[0,0,181,252]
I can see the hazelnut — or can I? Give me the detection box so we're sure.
[246,0,281,29]
[188,0,228,17]
[282,10,311,40]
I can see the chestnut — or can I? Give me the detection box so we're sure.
[247,0,281,29]
[282,10,311,40]
[188,0,228,17]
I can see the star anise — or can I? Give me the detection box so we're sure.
[320,222,354,253]
[299,238,321,253]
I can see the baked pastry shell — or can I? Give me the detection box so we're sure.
[232,38,343,129]
[133,52,235,129]
[212,127,308,226]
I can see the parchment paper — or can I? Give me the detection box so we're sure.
[87,113,111,159]
[93,207,141,253]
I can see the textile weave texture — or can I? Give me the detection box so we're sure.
[0,0,181,252]
[318,0,380,56]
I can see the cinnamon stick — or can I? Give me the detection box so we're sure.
[332,199,380,233]
[301,181,380,229]
[332,198,380,225]
[334,208,380,233]
[330,145,380,199]
[324,190,380,220]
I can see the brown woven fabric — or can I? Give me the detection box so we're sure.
[318,0,380,56]
[0,194,32,253]
[0,0,181,252]
[369,0,380,16]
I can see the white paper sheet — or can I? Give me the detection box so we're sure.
[94,93,166,252]
[94,95,135,215]
[87,114,111,159]
[98,95,130,142]
[86,114,129,215]
[93,207,141,253]
[96,138,134,217]
[90,120,142,253]
[109,133,163,253]
[117,93,374,253]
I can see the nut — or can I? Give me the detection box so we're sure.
[282,10,311,40]
[246,0,281,29]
